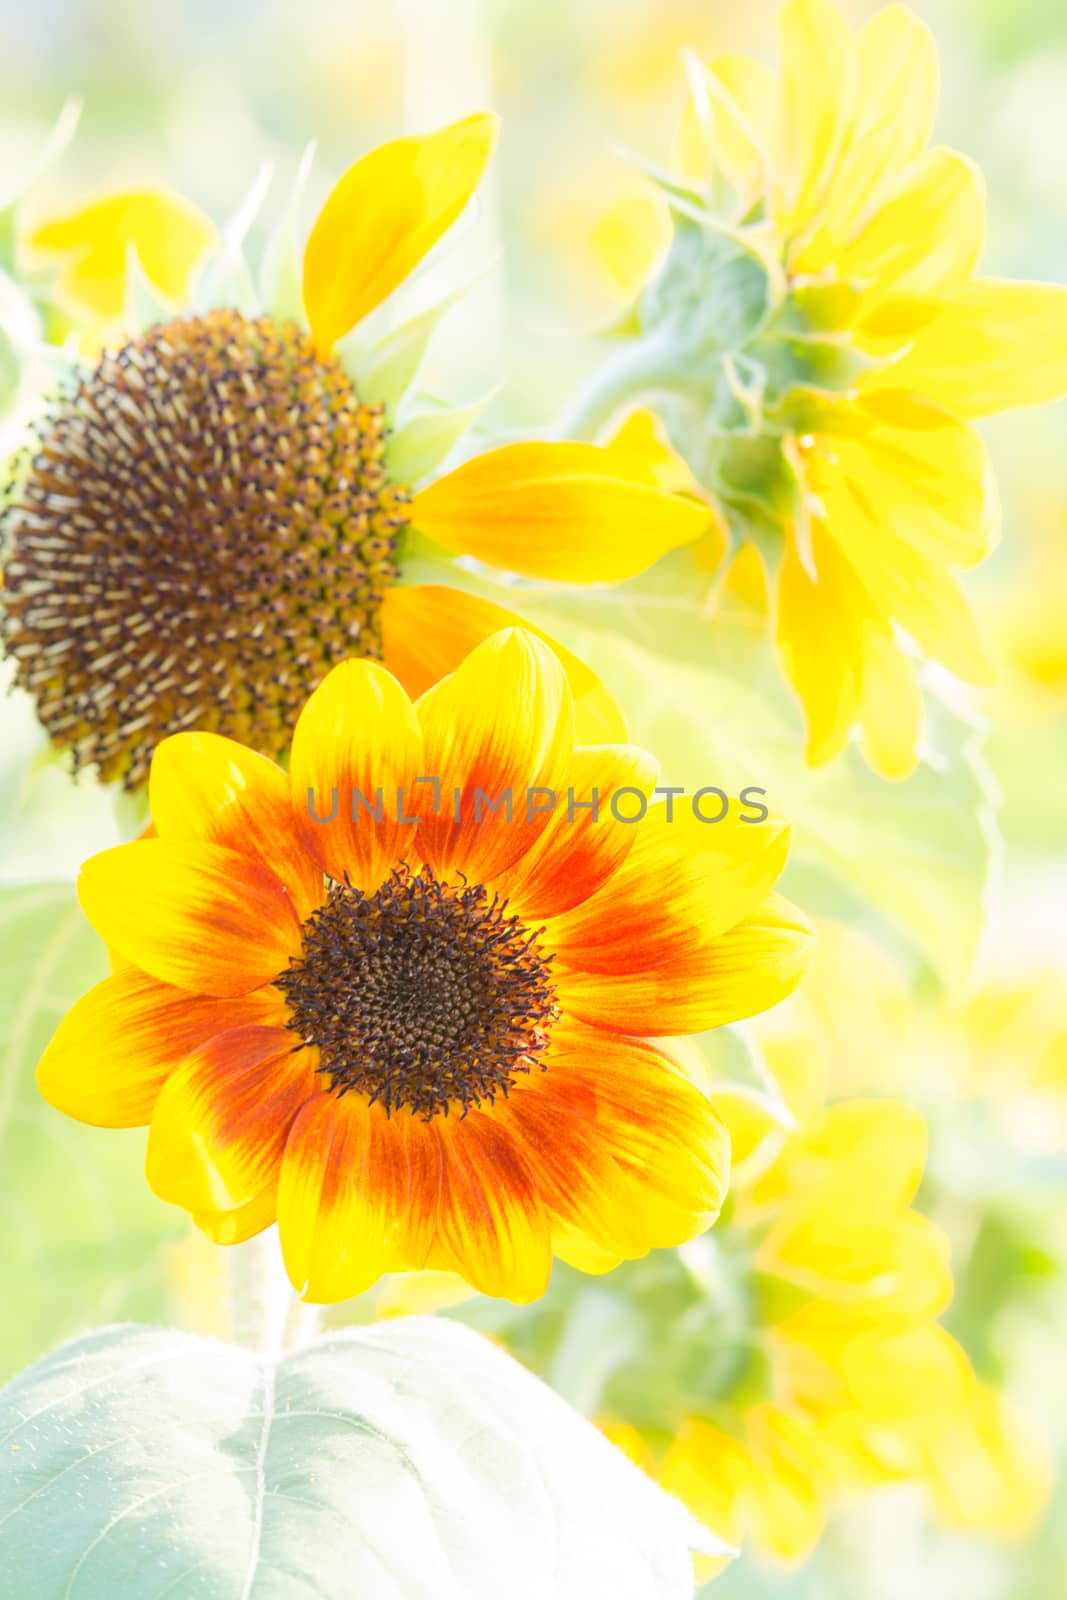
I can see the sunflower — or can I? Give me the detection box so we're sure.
[0,115,711,788]
[35,627,812,1303]
[578,0,1067,779]
[599,1090,1049,1575]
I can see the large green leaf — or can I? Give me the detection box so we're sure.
[0,1318,727,1598]
[0,884,182,1382]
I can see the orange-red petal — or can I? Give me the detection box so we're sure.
[288,658,424,893]
[503,1024,730,1271]
[146,1025,318,1213]
[413,628,575,882]
[35,968,286,1128]
[501,744,660,919]
[149,732,324,921]
[78,839,302,997]
[430,1109,553,1302]
[556,891,814,1036]
[278,1091,442,1302]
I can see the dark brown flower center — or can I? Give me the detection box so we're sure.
[0,308,409,788]
[276,862,559,1120]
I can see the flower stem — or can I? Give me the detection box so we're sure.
[552,333,710,441]
[227,1232,322,1354]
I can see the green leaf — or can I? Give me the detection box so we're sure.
[122,242,177,336]
[360,282,473,412]
[259,142,315,325]
[0,1318,728,1597]
[196,163,273,316]
[0,885,182,1383]
[387,393,494,486]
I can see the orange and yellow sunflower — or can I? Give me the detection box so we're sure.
[37,628,813,1303]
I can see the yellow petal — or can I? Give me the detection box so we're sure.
[36,969,285,1128]
[380,583,627,743]
[818,482,996,685]
[674,54,776,205]
[754,1098,929,1221]
[194,1187,278,1246]
[589,187,672,302]
[743,1405,835,1562]
[795,5,939,267]
[411,441,711,582]
[837,148,985,311]
[278,1093,442,1302]
[28,187,215,323]
[146,1027,318,1213]
[776,522,870,767]
[413,627,575,882]
[149,732,324,921]
[288,658,423,893]
[777,0,855,231]
[879,278,1067,417]
[78,839,302,997]
[924,1385,1052,1538]
[839,391,997,568]
[859,623,923,782]
[303,113,498,354]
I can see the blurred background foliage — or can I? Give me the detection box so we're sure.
[2,1,1066,1596]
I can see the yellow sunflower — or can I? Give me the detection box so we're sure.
[1,115,711,787]
[603,1089,1050,1575]
[36,627,813,1303]
[580,0,1067,779]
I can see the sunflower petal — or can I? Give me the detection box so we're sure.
[381,583,627,743]
[149,731,324,920]
[776,521,874,767]
[414,628,575,881]
[546,800,792,970]
[289,658,423,893]
[878,278,1067,417]
[410,441,711,582]
[860,623,923,782]
[28,186,215,322]
[78,839,302,997]
[431,1109,552,1302]
[146,1025,317,1213]
[557,891,814,1036]
[36,968,285,1128]
[503,744,659,919]
[504,1024,729,1270]
[302,114,498,354]
[777,0,855,230]
[194,1187,278,1246]
[278,1092,442,1302]
[796,6,938,266]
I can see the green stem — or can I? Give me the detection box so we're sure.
[227,1232,322,1354]
[552,333,711,441]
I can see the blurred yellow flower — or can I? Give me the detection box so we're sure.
[24,187,216,326]
[1,116,711,787]
[610,1087,1051,1575]
[585,0,1067,780]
